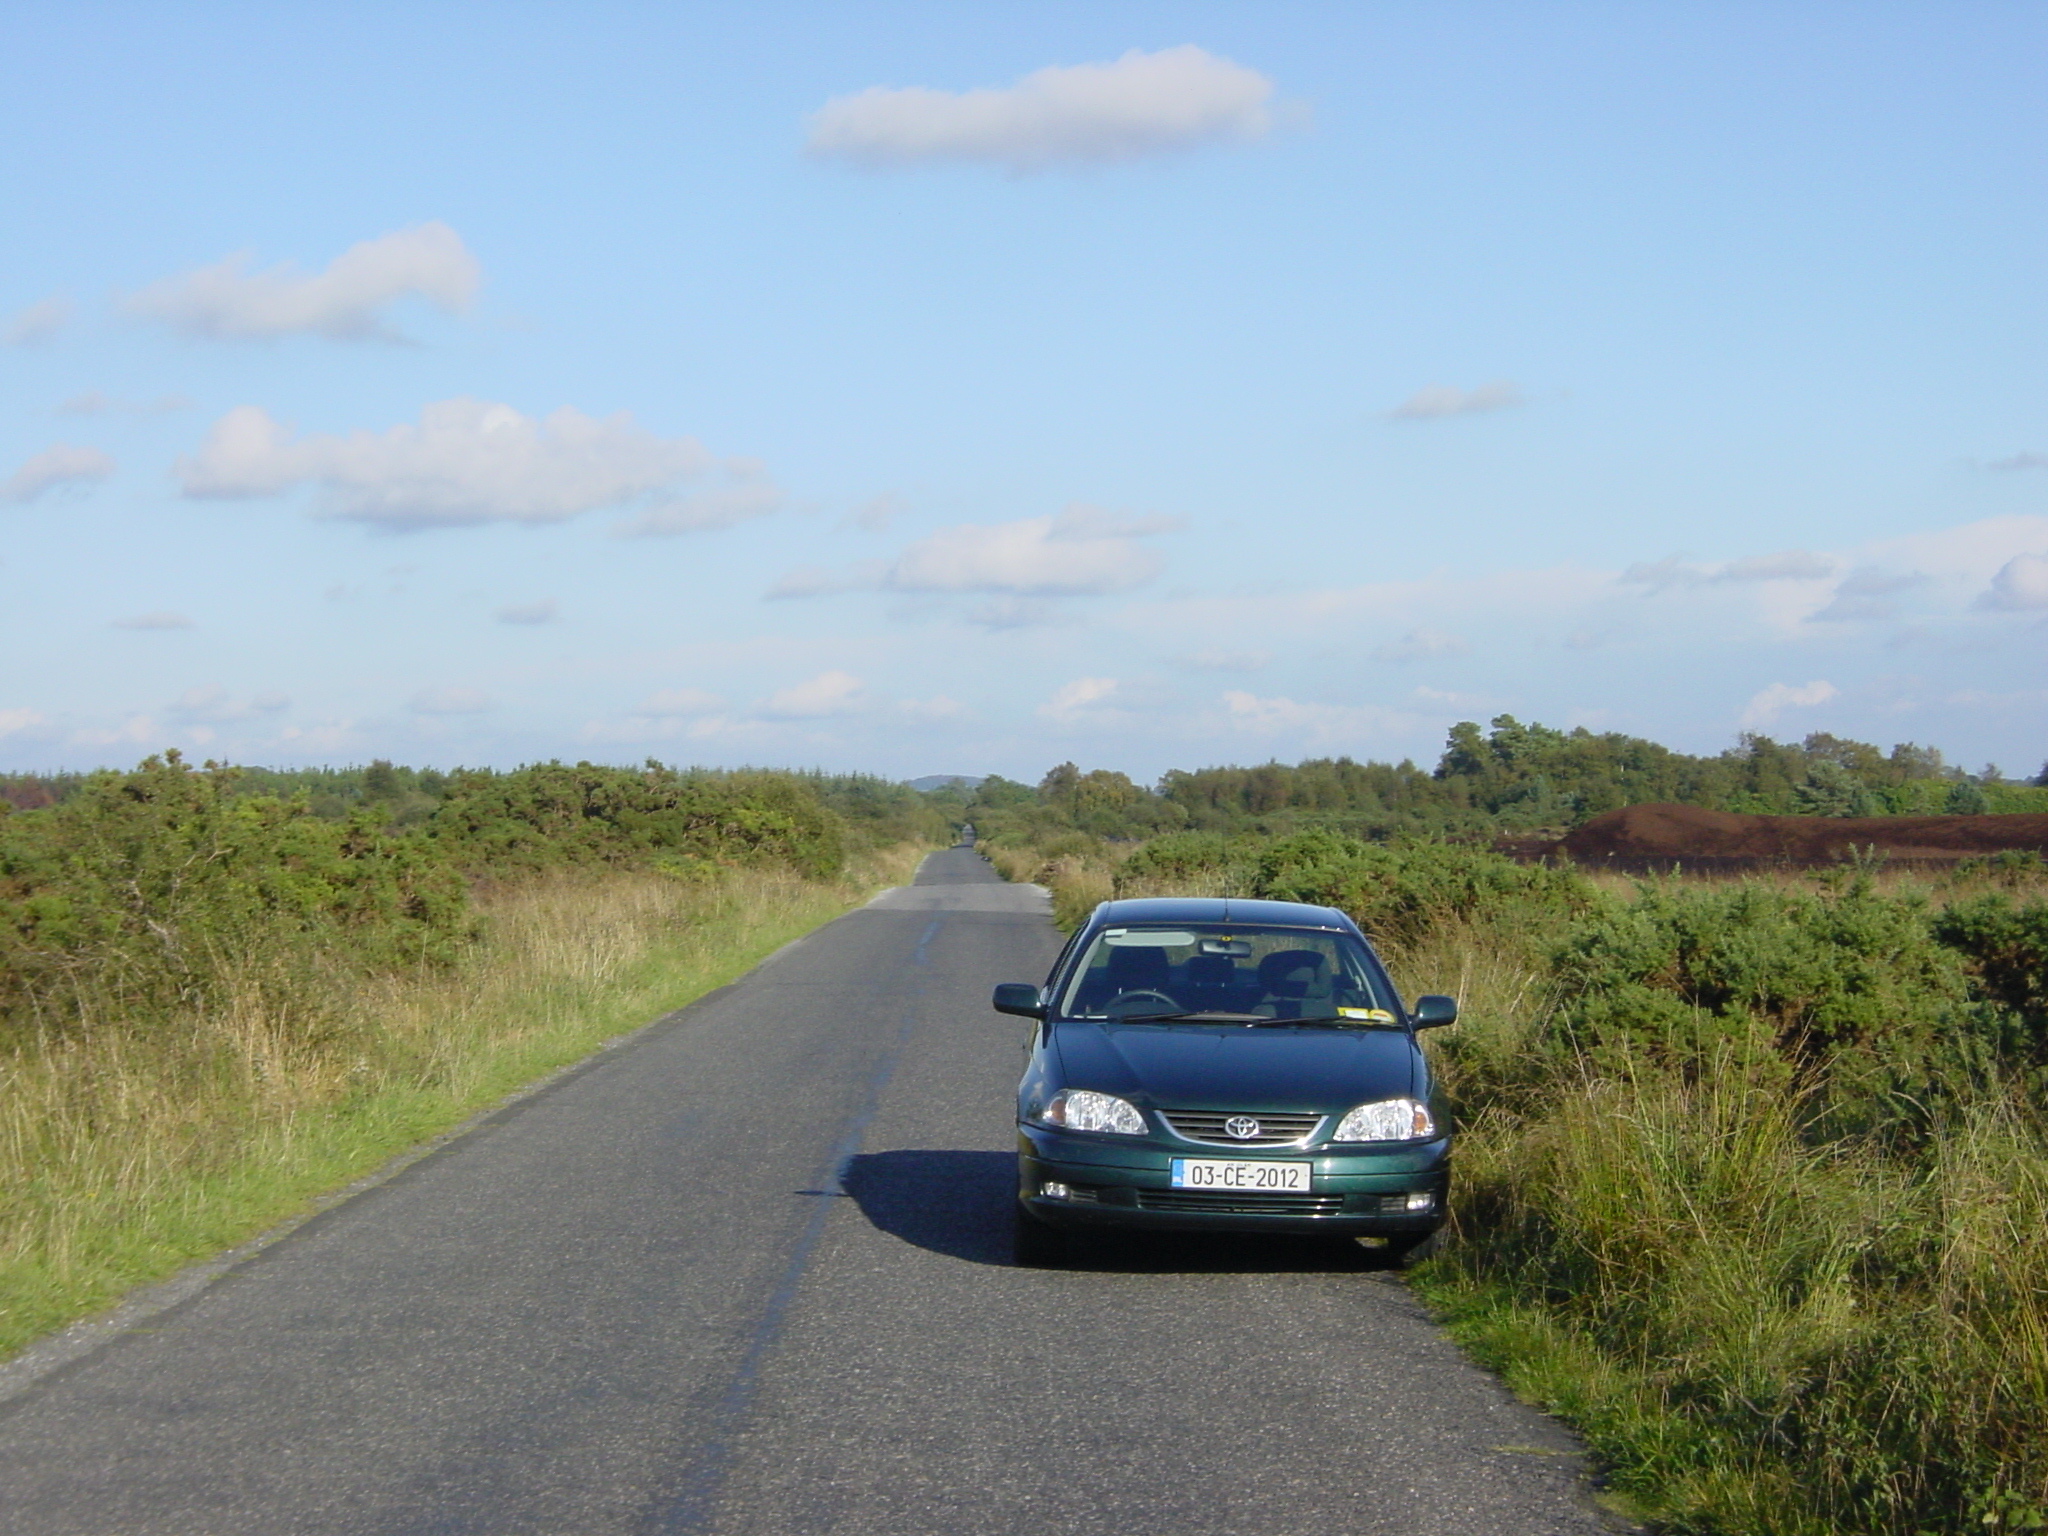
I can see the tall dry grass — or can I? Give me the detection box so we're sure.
[0,847,924,1358]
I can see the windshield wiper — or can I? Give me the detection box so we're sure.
[1250,1013,1405,1028]
[1107,1010,1271,1024]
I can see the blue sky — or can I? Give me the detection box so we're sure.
[5,2,2045,782]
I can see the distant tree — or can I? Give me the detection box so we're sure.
[1792,760,1880,817]
[1945,780,1991,815]
[1038,762,1081,801]
[971,776,1036,810]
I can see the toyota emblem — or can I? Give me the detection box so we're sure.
[1225,1116,1261,1140]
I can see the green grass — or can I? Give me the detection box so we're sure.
[0,848,925,1360]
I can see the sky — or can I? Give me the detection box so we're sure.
[4,2,2045,784]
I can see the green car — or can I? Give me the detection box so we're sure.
[993,896,1456,1266]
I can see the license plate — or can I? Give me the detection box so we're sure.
[1169,1159,1311,1192]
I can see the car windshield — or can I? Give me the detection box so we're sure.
[1054,923,1400,1024]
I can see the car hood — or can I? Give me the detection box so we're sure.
[1050,1021,1418,1112]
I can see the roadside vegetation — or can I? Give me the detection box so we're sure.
[0,755,953,1358]
[8,714,2046,1529]
[967,722,2048,1535]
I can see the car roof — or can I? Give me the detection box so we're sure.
[1087,896,1359,933]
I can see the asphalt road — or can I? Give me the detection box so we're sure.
[0,847,1625,1535]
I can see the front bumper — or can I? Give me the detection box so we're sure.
[1018,1123,1450,1236]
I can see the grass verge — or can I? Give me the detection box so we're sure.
[0,845,926,1361]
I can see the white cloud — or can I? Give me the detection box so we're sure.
[169,686,288,723]
[127,222,479,341]
[1219,690,1425,749]
[1411,685,1494,710]
[1620,549,1839,591]
[806,45,1279,173]
[178,399,725,530]
[4,294,71,347]
[0,708,50,739]
[636,688,724,717]
[1977,553,2048,612]
[2,443,115,504]
[1180,648,1272,672]
[962,596,1059,629]
[1987,453,2048,472]
[114,612,195,631]
[1039,677,1119,721]
[771,503,1178,599]
[1388,381,1524,421]
[612,480,782,537]
[1810,568,1929,623]
[1740,679,1838,728]
[761,670,864,719]
[277,722,360,755]
[1373,628,1470,663]
[410,686,493,715]
[69,714,159,749]
[493,599,559,625]
[842,493,903,531]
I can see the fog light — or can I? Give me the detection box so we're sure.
[1041,1181,1072,1201]
[1405,1190,1435,1212]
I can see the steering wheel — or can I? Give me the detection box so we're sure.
[1106,989,1183,1016]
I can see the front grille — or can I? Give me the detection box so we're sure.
[1138,1189,1345,1216]
[1158,1110,1323,1146]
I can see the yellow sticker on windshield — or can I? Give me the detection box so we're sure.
[1338,1007,1397,1022]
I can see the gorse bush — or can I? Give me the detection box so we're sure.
[0,753,916,1044]
[1930,893,2048,1031]
[0,754,472,1033]
[1247,829,1592,948]
[427,762,845,880]
[1545,879,2010,1140]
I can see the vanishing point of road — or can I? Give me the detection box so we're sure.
[0,847,1627,1535]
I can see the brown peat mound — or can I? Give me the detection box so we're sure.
[1541,803,2048,870]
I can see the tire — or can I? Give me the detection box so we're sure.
[1012,1202,1066,1268]
[1384,1227,1444,1268]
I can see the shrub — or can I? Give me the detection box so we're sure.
[0,754,473,1034]
[1249,832,1590,949]
[426,763,844,880]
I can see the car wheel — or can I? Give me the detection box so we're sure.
[1012,1202,1066,1268]
[1384,1227,1443,1267]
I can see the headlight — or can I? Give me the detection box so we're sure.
[1041,1090,1147,1135]
[1331,1097,1436,1142]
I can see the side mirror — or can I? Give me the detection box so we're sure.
[1411,994,1459,1030]
[992,982,1046,1019]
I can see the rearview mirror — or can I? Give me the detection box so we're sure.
[992,982,1046,1019]
[1411,994,1459,1030]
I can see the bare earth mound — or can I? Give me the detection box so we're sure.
[1546,803,2048,869]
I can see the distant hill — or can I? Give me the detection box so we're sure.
[906,775,984,793]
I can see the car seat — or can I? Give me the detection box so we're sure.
[1255,949,1333,1018]
[1074,944,1172,1013]
[1182,953,1243,1011]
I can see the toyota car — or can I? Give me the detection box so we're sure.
[992,897,1457,1266]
